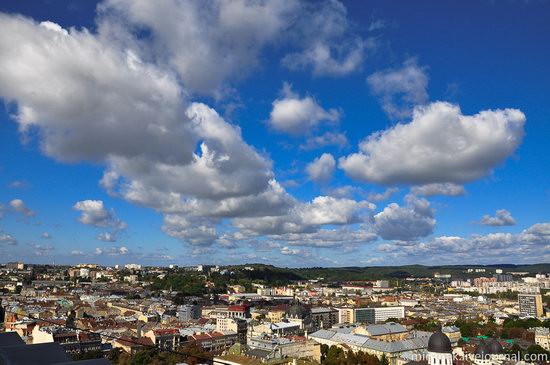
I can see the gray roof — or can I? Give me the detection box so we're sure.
[309,329,430,354]
[271,321,300,330]
[442,325,460,333]
[55,360,111,365]
[332,332,370,347]
[364,336,429,353]
[331,325,359,334]
[0,342,70,365]
[0,332,25,348]
[309,329,336,340]
[366,323,408,336]
[246,348,272,358]
[311,307,336,314]
[428,330,452,353]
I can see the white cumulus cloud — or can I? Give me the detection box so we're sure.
[377,221,550,265]
[73,200,127,241]
[9,199,36,217]
[98,0,297,96]
[340,102,525,185]
[480,209,516,226]
[373,195,435,241]
[269,83,340,135]
[307,153,336,183]
[234,196,374,236]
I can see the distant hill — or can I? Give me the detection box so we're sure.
[229,263,550,282]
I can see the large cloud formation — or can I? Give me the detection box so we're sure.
[378,222,550,265]
[340,102,525,185]
[0,15,191,165]
[0,6,536,261]
[0,9,374,249]
[98,0,372,95]
[97,0,294,96]
[234,196,374,236]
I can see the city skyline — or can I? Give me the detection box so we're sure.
[1,0,550,267]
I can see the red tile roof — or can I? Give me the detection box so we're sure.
[227,305,247,312]
[153,328,179,336]
[116,336,154,348]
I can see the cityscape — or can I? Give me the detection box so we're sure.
[0,263,550,365]
[1,0,550,365]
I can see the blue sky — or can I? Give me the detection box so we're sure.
[0,0,549,267]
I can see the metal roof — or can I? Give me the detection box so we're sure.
[309,329,336,340]
[55,360,111,365]
[0,333,25,348]
[366,323,408,336]
[309,329,431,354]
[0,342,70,365]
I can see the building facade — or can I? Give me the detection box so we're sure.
[310,307,338,329]
[178,304,201,322]
[518,294,543,317]
[355,307,405,324]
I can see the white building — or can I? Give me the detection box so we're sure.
[355,306,405,324]
[535,327,550,351]
[427,330,453,365]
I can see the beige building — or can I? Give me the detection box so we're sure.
[217,317,244,332]
[337,308,355,323]
[267,309,286,323]
[144,328,180,351]
[535,327,550,351]
[113,337,154,354]
[518,294,544,317]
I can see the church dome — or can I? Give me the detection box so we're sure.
[488,339,504,354]
[428,329,452,353]
[474,341,491,359]
[286,304,310,319]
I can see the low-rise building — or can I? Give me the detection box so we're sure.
[184,331,238,352]
[534,327,550,351]
[216,317,247,343]
[178,303,201,322]
[144,328,180,351]
[32,323,102,354]
[113,336,155,354]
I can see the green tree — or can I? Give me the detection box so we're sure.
[526,345,550,356]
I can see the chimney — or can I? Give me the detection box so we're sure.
[137,321,144,338]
